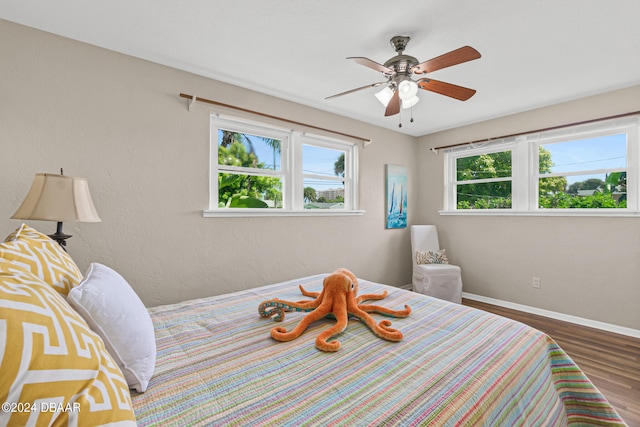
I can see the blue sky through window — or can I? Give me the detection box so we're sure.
[541,133,626,184]
[302,145,343,177]
[303,144,345,192]
[218,130,343,191]
[218,130,281,170]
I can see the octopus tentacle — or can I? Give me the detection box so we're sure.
[352,310,403,341]
[356,290,388,303]
[315,307,349,352]
[298,284,322,299]
[288,299,322,311]
[293,285,324,309]
[347,297,403,341]
[377,319,400,335]
[271,304,333,342]
[258,299,314,322]
[356,304,411,318]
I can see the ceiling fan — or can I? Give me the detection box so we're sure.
[326,36,481,119]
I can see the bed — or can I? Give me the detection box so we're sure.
[0,224,627,426]
[130,274,626,426]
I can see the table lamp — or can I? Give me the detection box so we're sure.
[11,170,101,250]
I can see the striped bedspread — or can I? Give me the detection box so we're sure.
[131,274,626,426]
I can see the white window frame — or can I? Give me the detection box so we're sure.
[295,134,358,211]
[205,114,363,217]
[445,142,516,211]
[441,116,640,216]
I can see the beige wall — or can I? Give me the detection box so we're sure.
[417,85,640,330]
[0,20,417,307]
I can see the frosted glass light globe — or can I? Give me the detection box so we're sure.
[398,80,418,101]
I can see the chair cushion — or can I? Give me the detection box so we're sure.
[416,249,449,264]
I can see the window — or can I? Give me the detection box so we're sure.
[301,137,353,210]
[215,121,287,209]
[444,116,639,215]
[207,115,361,216]
[535,133,627,209]
[454,149,513,209]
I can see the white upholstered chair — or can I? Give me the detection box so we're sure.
[410,225,463,304]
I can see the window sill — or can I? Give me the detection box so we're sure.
[439,209,640,217]
[203,209,366,218]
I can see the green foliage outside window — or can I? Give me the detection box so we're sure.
[456,147,626,209]
[456,150,513,209]
[538,171,626,208]
[218,137,282,208]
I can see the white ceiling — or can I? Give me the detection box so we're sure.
[2,0,640,137]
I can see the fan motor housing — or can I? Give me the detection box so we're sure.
[385,36,419,75]
[384,54,419,74]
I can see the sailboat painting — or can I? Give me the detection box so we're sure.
[385,164,407,229]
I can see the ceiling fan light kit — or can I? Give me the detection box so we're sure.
[327,35,481,127]
[375,86,394,106]
[398,79,418,101]
[402,95,419,109]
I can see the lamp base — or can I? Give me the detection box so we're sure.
[48,222,71,251]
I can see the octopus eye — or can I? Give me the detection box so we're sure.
[350,282,355,290]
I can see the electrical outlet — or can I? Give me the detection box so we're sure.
[532,277,541,289]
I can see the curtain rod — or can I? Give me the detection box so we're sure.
[431,110,640,154]
[179,93,372,147]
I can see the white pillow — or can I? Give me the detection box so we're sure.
[68,263,156,392]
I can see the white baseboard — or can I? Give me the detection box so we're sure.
[462,292,640,339]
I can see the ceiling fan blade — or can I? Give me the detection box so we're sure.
[348,57,395,74]
[384,90,400,116]
[417,78,477,101]
[412,46,481,74]
[325,82,387,99]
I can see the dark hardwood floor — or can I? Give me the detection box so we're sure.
[463,299,640,426]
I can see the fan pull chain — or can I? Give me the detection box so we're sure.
[398,107,415,128]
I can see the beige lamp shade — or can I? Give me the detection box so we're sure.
[12,173,101,223]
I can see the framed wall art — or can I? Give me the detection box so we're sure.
[385,164,407,229]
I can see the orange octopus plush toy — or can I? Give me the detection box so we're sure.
[258,268,411,352]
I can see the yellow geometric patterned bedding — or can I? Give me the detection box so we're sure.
[0,224,82,296]
[0,260,137,426]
